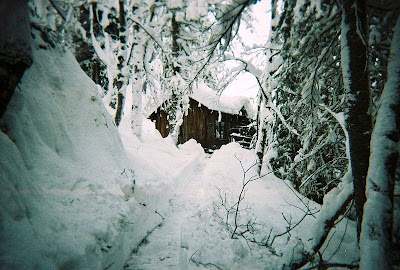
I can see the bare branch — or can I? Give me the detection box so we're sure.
[48,0,67,21]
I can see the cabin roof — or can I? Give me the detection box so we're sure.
[148,83,254,118]
[191,83,253,118]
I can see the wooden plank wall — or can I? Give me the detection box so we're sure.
[178,99,210,147]
[151,98,252,150]
[150,109,170,138]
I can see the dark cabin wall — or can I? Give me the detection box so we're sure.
[150,109,170,138]
[179,99,238,149]
[179,99,210,148]
[150,98,253,150]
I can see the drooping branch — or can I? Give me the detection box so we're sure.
[126,18,166,54]
[254,71,300,137]
[48,0,67,21]
[290,176,354,268]
[185,0,254,90]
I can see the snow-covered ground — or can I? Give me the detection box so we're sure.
[120,117,359,269]
[0,46,359,269]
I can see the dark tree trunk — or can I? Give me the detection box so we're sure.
[0,0,32,118]
[114,0,127,126]
[115,92,124,127]
[91,60,100,85]
[341,0,371,238]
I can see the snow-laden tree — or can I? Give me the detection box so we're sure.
[142,0,259,142]
[255,0,347,203]
[264,0,399,267]
[157,0,241,142]
[368,4,399,125]
[158,0,203,142]
[87,0,142,128]
[81,0,171,135]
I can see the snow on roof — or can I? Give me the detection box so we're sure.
[191,83,254,118]
[146,82,254,118]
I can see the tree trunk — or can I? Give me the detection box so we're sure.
[0,0,32,118]
[131,78,143,137]
[114,0,128,126]
[255,94,267,173]
[91,59,100,85]
[290,180,354,269]
[115,92,124,126]
[166,11,187,142]
[360,15,400,270]
[341,0,371,238]
[130,39,144,138]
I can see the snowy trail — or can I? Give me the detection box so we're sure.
[119,120,358,269]
[125,154,210,269]
[122,139,280,270]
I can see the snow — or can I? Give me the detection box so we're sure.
[167,0,185,9]
[340,11,352,99]
[223,72,259,98]
[192,82,254,118]
[0,48,161,269]
[119,119,358,269]
[293,0,306,23]
[0,32,360,270]
[186,0,208,21]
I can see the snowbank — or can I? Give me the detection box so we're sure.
[196,143,358,268]
[119,115,207,215]
[0,48,161,269]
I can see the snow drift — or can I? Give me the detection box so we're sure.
[0,48,161,269]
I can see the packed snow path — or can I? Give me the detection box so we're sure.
[125,156,210,269]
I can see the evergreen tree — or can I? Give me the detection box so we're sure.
[257,0,347,203]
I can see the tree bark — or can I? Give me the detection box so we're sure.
[341,0,371,238]
[167,11,185,142]
[114,0,128,126]
[255,95,267,174]
[360,15,400,269]
[91,60,100,85]
[130,27,145,138]
[0,0,32,118]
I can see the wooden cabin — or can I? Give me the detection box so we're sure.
[149,84,255,151]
